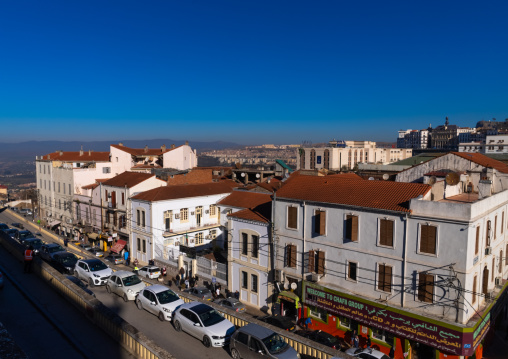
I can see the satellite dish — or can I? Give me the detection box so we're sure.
[290,282,297,290]
[256,173,260,178]
[241,173,245,177]
[445,172,460,186]
[284,281,289,289]
[368,177,375,181]
[428,176,437,185]
[382,174,389,180]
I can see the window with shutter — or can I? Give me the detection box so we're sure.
[482,267,489,295]
[252,235,259,258]
[314,210,326,235]
[377,264,392,292]
[379,219,394,247]
[317,251,325,275]
[346,215,358,242]
[242,233,248,256]
[308,250,315,272]
[492,258,495,280]
[287,206,297,229]
[502,212,505,234]
[495,216,497,239]
[499,250,503,273]
[348,262,357,281]
[419,224,437,254]
[475,226,480,255]
[486,221,491,246]
[418,273,434,303]
[286,244,297,268]
[472,276,477,304]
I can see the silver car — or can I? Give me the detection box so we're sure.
[137,265,161,279]
[106,271,146,302]
[136,284,184,321]
[213,298,246,313]
[173,302,236,347]
[230,323,300,359]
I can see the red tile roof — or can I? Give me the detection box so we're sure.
[228,204,271,223]
[111,144,181,156]
[327,173,364,180]
[40,151,110,162]
[101,172,157,188]
[81,179,109,190]
[452,152,508,174]
[276,175,430,213]
[132,181,239,202]
[218,191,272,209]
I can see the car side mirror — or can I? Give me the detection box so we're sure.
[193,323,201,327]
[151,301,156,305]
[86,269,90,272]
[258,350,265,355]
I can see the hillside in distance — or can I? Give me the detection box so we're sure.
[0,139,242,161]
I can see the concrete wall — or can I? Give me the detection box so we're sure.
[162,145,197,170]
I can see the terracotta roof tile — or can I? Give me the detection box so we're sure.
[132,180,239,202]
[218,191,272,209]
[40,151,110,162]
[111,144,181,156]
[452,152,508,174]
[101,172,156,188]
[276,175,430,213]
[81,178,109,190]
[228,205,271,223]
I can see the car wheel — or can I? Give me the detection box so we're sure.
[158,311,165,322]
[88,278,94,288]
[147,274,150,279]
[106,285,111,294]
[231,348,241,359]
[174,320,182,332]
[203,336,211,348]
[136,299,143,310]
[123,293,129,302]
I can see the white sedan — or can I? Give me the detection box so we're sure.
[138,265,161,279]
[135,284,184,321]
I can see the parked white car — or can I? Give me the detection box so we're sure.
[172,302,236,348]
[137,265,161,279]
[74,259,113,287]
[344,348,391,359]
[106,271,146,302]
[136,284,184,321]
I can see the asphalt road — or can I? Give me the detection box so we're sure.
[0,208,233,359]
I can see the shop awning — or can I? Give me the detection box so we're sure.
[87,233,99,240]
[110,239,127,253]
[278,290,299,304]
[49,220,61,227]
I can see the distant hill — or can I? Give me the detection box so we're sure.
[0,139,242,161]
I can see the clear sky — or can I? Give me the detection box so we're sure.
[1,1,507,145]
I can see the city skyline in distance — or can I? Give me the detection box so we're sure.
[1,1,507,145]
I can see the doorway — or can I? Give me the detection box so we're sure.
[196,206,203,227]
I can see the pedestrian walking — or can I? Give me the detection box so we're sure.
[24,245,34,273]
[216,286,220,298]
[352,335,359,348]
[124,250,129,265]
[234,290,240,299]
[64,237,68,247]
[303,317,312,330]
[185,278,189,289]
[366,336,371,348]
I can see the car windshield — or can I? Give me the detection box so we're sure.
[122,275,142,286]
[198,309,225,327]
[156,290,180,304]
[30,239,43,247]
[20,232,33,240]
[89,261,108,271]
[60,254,77,265]
[49,245,64,253]
[262,333,288,354]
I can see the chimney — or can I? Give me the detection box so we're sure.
[80,145,83,156]
[88,150,92,156]
[171,144,175,149]
[161,144,166,152]
[59,151,63,156]
[144,145,148,153]
[119,142,123,146]
[185,140,189,146]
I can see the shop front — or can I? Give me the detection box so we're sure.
[301,281,497,359]
[276,290,301,319]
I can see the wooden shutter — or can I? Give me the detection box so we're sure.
[492,258,495,280]
[347,215,358,241]
[380,220,394,246]
[472,276,477,304]
[315,210,326,235]
[308,250,315,273]
[111,191,116,207]
[503,212,505,234]
[378,265,392,292]
[495,216,498,239]
[482,267,489,295]
[418,273,434,303]
[288,207,297,229]
[287,244,296,268]
[317,251,325,274]
[475,226,480,255]
[420,225,436,254]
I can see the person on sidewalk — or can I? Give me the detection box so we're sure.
[124,250,129,265]
[24,245,34,273]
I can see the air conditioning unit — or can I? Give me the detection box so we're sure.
[495,277,503,287]
[191,211,195,216]
[205,235,211,239]
[174,214,180,219]
[485,247,493,255]
[205,210,209,214]
[274,269,284,282]
[310,273,320,283]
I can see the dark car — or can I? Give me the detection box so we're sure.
[87,247,105,257]
[0,223,9,231]
[16,230,34,243]
[40,243,66,262]
[50,252,78,274]
[4,228,19,240]
[66,275,95,297]
[104,253,124,265]
[21,238,44,255]
[257,315,296,332]
[11,222,24,229]
[295,329,344,350]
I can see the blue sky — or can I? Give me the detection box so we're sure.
[1,1,507,145]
